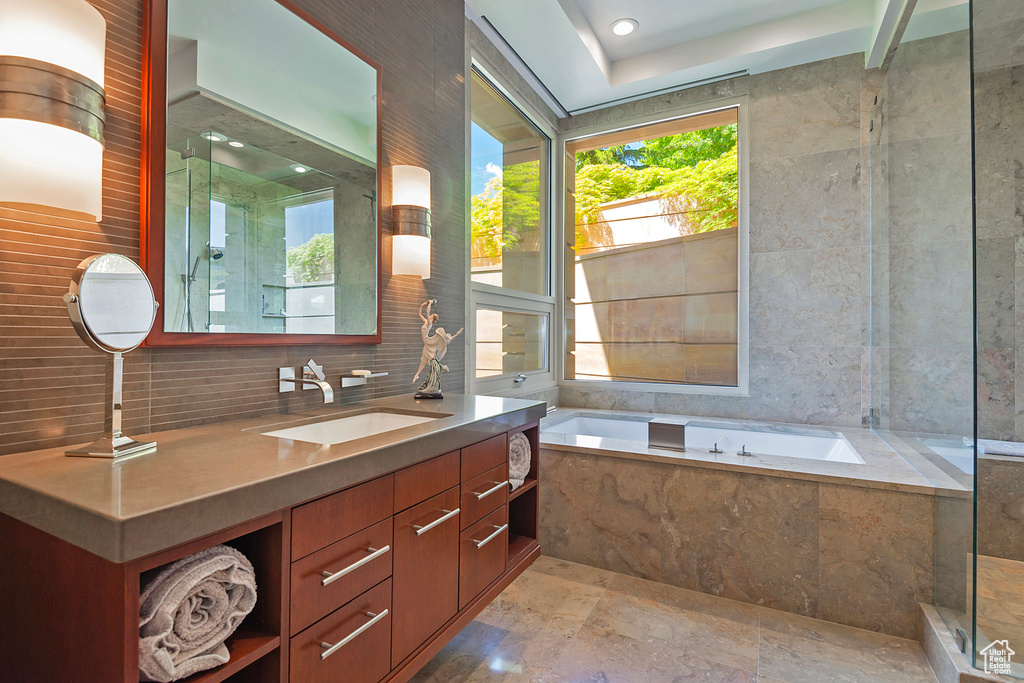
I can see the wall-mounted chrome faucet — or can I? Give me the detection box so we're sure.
[279,359,334,403]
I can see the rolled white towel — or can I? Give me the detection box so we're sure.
[509,432,532,491]
[965,437,1024,457]
[139,544,257,683]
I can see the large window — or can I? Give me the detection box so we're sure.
[564,108,743,388]
[469,67,554,392]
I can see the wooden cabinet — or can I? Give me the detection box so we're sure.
[290,518,393,635]
[391,487,461,666]
[394,450,459,511]
[460,462,508,530]
[459,506,508,610]
[291,474,394,560]
[289,578,393,683]
[460,433,507,481]
[0,420,543,683]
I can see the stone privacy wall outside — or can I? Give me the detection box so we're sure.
[572,228,739,386]
[0,0,469,455]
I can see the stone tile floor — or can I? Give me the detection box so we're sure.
[412,556,937,682]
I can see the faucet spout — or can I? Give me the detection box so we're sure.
[278,365,335,403]
[284,377,334,404]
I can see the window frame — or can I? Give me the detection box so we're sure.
[466,60,558,397]
[556,97,751,397]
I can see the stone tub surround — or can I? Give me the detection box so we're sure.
[0,394,545,563]
[412,555,938,682]
[539,409,959,640]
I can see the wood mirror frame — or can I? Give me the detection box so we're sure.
[141,0,382,347]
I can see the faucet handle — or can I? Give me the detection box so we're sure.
[306,358,325,381]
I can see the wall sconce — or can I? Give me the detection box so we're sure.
[392,165,431,279]
[0,0,107,220]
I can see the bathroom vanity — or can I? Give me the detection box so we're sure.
[0,395,544,683]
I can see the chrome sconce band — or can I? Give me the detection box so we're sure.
[0,55,106,144]
[392,205,431,238]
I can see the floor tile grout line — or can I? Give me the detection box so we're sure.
[756,606,762,680]
[542,574,616,678]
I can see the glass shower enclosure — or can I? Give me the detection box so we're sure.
[871,0,1024,676]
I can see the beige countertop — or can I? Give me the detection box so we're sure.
[0,394,546,563]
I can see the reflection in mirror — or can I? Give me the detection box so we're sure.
[79,254,159,351]
[163,0,378,337]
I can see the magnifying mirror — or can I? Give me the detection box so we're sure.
[64,254,159,460]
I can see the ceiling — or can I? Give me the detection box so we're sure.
[466,0,969,114]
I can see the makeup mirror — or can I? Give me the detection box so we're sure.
[64,254,159,460]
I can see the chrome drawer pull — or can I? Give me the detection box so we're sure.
[321,545,390,587]
[413,508,460,536]
[473,523,508,549]
[320,609,389,660]
[473,480,509,500]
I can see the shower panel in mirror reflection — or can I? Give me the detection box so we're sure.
[164,133,374,334]
[162,0,379,337]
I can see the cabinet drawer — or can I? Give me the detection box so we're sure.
[394,450,459,512]
[461,433,508,481]
[460,462,508,530]
[459,506,508,610]
[290,518,393,635]
[391,487,460,666]
[290,578,392,683]
[292,474,394,560]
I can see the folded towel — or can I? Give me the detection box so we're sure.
[139,544,257,683]
[509,432,532,491]
[964,437,1024,457]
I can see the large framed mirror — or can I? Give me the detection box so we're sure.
[143,0,381,346]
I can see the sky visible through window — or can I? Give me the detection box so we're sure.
[471,122,502,196]
[284,199,334,249]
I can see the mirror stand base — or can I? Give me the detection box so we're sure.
[66,435,157,461]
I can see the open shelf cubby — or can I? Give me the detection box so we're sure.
[134,513,287,683]
[507,422,540,564]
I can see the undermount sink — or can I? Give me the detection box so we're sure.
[261,411,441,446]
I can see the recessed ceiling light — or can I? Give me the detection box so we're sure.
[202,132,225,142]
[291,164,308,173]
[611,18,638,36]
[228,140,244,148]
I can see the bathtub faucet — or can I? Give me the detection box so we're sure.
[648,419,686,452]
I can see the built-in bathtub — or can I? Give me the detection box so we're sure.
[537,407,962,641]
[543,414,864,464]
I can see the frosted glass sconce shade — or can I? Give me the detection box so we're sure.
[0,0,107,220]
[392,165,431,278]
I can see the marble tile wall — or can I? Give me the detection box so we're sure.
[559,52,873,428]
[971,5,1024,657]
[539,446,935,639]
[877,30,974,436]
[971,1,1024,444]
